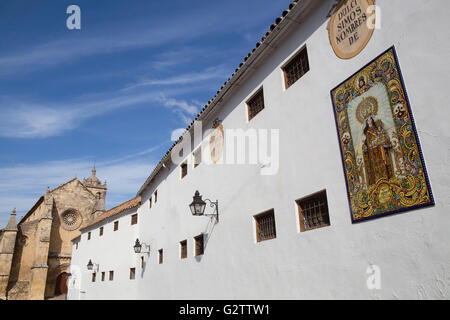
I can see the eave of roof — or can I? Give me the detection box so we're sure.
[137,0,310,196]
[80,196,141,231]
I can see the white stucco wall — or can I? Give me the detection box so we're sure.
[68,207,139,300]
[69,0,450,300]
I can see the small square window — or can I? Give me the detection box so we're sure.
[101,272,105,281]
[92,273,96,282]
[158,249,163,264]
[254,209,277,242]
[194,234,204,256]
[247,88,265,121]
[180,240,187,259]
[109,271,114,281]
[296,190,330,232]
[87,232,91,240]
[181,162,188,179]
[130,268,136,280]
[131,214,138,225]
[114,221,119,231]
[282,46,309,89]
[99,227,103,236]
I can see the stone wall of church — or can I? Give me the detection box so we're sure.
[6,177,106,299]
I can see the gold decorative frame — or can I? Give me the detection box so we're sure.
[331,46,434,223]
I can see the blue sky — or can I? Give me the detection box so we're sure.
[0,0,293,226]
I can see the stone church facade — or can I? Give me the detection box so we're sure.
[0,168,106,300]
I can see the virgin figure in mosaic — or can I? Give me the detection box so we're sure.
[331,47,434,222]
[358,97,394,186]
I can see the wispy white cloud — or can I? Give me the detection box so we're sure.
[157,94,203,125]
[0,1,277,77]
[123,65,229,91]
[157,94,199,116]
[0,151,159,226]
[0,82,202,139]
[0,56,225,138]
[0,18,213,76]
[0,91,156,138]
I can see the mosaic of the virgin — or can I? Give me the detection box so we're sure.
[331,47,434,222]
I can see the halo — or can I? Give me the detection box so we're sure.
[356,96,379,124]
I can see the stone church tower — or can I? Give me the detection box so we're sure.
[0,168,107,300]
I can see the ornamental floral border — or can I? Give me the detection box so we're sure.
[330,46,434,223]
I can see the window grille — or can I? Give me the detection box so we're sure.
[194,234,204,256]
[181,163,188,178]
[131,214,138,225]
[297,190,330,232]
[247,88,265,121]
[180,240,187,259]
[158,249,163,264]
[254,210,276,242]
[283,46,309,88]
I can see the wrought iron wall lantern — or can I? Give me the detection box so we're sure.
[133,238,150,254]
[189,190,219,222]
[87,259,99,272]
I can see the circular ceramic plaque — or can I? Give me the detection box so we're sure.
[329,0,375,59]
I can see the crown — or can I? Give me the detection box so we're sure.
[356,96,379,124]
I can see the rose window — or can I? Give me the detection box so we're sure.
[61,210,82,230]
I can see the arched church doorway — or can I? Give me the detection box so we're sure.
[55,272,69,295]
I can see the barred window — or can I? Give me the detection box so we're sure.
[247,88,265,121]
[158,249,163,264]
[181,162,188,178]
[114,221,119,231]
[99,227,103,236]
[109,271,114,281]
[254,209,276,242]
[101,272,105,281]
[283,46,309,89]
[130,268,136,280]
[194,234,204,256]
[131,214,138,225]
[180,240,187,259]
[296,190,330,232]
